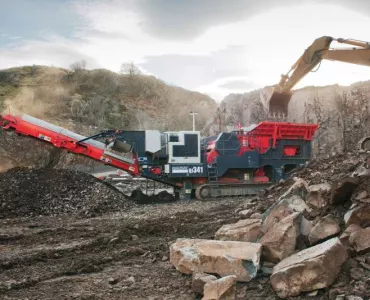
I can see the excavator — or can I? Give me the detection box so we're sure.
[260,36,370,118]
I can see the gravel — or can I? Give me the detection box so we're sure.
[0,168,135,218]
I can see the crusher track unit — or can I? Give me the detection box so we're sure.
[1,114,318,200]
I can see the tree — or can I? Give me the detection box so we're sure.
[70,60,86,72]
[120,62,141,76]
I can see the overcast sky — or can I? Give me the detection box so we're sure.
[1,0,369,100]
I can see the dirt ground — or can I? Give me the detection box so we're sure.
[0,199,243,300]
[2,197,366,300]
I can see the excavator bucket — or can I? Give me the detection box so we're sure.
[260,86,292,117]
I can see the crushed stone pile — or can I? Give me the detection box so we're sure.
[0,168,136,218]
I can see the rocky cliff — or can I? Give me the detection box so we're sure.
[216,81,370,157]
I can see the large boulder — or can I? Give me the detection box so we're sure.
[215,219,261,242]
[260,212,301,263]
[300,216,314,237]
[238,209,253,218]
[330,177,359,205]
[305,183,331,209]
[344,206,370,228]
[308,215,341,245]
[270,238,348,298]
[349,227,370,253]
[262,202,294,233]
[278,178,309,201]
[339,224,362,247]
[192,273,217,295]
[202,275,236,300]
[262,195,310,233]
[306,191,327,209]
[170,239,262,282]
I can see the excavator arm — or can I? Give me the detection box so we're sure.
[261,36,370,116]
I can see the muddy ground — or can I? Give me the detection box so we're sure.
[0,199,244,300]
[1,196,365,300]
[0,197,294,300]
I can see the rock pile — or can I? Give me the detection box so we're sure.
[0,168,135,218]
[170,152,370,299]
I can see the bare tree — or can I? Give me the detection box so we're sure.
[70,60,86,72]
[120,62,142,76]
[335,90,352,152]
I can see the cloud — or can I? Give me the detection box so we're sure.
[0,0,82,45]
[139,46,249,89]
[0,39,99,70]
[219,80,259,90]
[124,0,370,40]
[133,0,276,40]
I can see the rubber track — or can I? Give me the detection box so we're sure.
[195,183,273,200]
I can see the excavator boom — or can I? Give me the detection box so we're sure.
[261,36,370,116]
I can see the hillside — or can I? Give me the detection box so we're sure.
[0,65,216,133]
[214,81,370,157]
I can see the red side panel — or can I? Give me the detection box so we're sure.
[242,122,319,154]
[283,146,300,156]
[149,167,162,175]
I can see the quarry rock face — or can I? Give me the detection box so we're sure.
[270,238,348,298]
[202,275,236,300]
[260,212,301,263]
[308,215,341,245]
[215,219,261,242]
[218,82,370,158]
[170,239,262,282]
